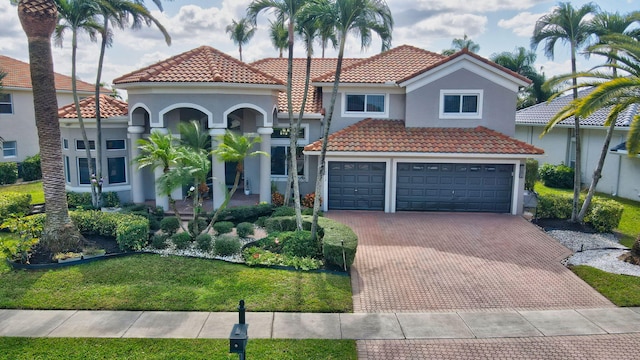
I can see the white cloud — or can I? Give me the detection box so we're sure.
[498,12,546,37]
[389,0,547,13]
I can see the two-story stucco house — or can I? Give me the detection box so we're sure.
[0,55,97,164]
[62,44,543,214]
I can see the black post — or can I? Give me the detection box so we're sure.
[238,299,246,324]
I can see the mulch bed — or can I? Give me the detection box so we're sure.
[532,218,598,233]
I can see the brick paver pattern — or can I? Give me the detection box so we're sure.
[327,212,613,312]
[357,334,640,360]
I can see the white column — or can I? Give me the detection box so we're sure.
[209,128,227,209]
[257,127,273,204]
[127,126,145,204]
[151,127,169,211]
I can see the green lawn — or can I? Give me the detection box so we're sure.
[0,338,357,360]
[0,254,353,312]
[0,181,44,204]
[571,265,640,306]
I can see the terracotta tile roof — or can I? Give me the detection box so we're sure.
[250,57,361,113]
[0,54,98,92]
[516,87,636,127]
[304,119,544,155]
[58,94,128,119]
[113,46,284,85]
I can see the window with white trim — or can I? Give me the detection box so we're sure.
[0,94,13,114]
[107,157,126,184]
[270,125,308,179]
[2,141,16,158]
[64,156,71,183]
[439,90,483,119]
[76,140,95,150]
[63,139,69,150]
[106,139,126,150]
[342,93,388,117]
[77,157,96,185]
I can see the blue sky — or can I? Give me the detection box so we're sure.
[1,0,637,96]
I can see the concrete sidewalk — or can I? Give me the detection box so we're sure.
[2,307,640,339]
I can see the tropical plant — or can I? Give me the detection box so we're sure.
[531,1,600,222]
[442,34,479,55]
[248,0,310,231]
[269,19,288,57]
[92,0,171,208]
[542,33,640,222]
[305,0,393,240]
[225,17,256,61]
[16,0,83,254]
[317,15,337,58]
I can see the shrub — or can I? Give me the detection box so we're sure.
[215,203,273,224]
[236,222,254,238]
[255,216,269,228]
[171,232,192,249]
[0,192,32,224]
[301,193,321,208]
[215,234,241,256]
[188,217,207,237]
[196,233,212,252]
[257,232,284,253]
[536,193,573,219]
[102,192,120,207]
[265,216,298,233]
[583,197,624,233]
[314,216,358,268]
[301,208,323,216]
[525,159,538,191]
[242,247,323,270]
[66,192,94,209]
[70,210,149,251]
[539,163,574,189]
[21,153,41,181]
[160,216,181,235]
[281,230,319,258]
[0,162,18,185]
[213,221,234,234]
[272,191,284,206]
[150,233,169,249]
[272,206,295,217]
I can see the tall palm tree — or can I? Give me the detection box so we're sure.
[54,0,103,207]
[204,131,266,233]
[305,0,393,238]
[93,0,171,208]
[442,34,479,55]
[17,0,82,254]
[225,17,256,61]
[269,19,288,57]
[248,0,310,231]
[317,18,337,58]
[531,1,599,222]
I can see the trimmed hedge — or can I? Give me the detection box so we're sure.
[0,162,18,185]
[21,154,41,181]
[264,216,358,268]
[525,159,538,191]
[67,191,120,209]
[0,192,32,223]
[536,193,624,233]
[539,163,574,189]
[215,203,274,224]
[70,211,149,251]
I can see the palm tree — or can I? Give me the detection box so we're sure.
[55,0,103,208]
[442,34,479,55]
[531,1,599,222]
[269,19,288,57]
[305,0,393,239]
[490,47,556,108]
[17,0,83,254]
[317,18,337,58]
[93,0,171,208]
[204,131,267,233]
[225,17,256,61]
[248,0,310,231]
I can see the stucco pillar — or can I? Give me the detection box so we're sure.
[127,126,145,204]
[151,127,169,211]
[209,128,227,209]
[257,127,273,204]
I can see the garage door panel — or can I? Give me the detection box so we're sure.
[328,161,386,210]
[396,162,513,213]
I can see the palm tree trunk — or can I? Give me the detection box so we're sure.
[570,45,582,222]
[311,37,346,239]
[94,17,111,209]
[204,168,242,234]
[18,0,82,254]
[239,43,243,62]
[71,30,98,208]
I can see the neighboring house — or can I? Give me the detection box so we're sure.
[0,55,97,164]
[57,95,130,202]
[515,88,640,201]
[74,44,542,214]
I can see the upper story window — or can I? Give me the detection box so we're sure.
[106,139,126,150]
[439,90,483,119]
[0,94,13,114]
[63,139,69,150]
[342,93,388,117]
[270,125,309,179]
[2,141,16,158]
[76,139,95,150]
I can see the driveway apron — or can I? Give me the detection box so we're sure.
[326,211,613,313]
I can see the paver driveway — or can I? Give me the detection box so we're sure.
[326,211,613,312]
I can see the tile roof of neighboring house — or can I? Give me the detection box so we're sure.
[516,87,637,127]
[113,46,284,85]
[304,119,544,154]
[250,57,361,113]
[313,45,447,84]
[58,94,128,119]
[0,54,98,92]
